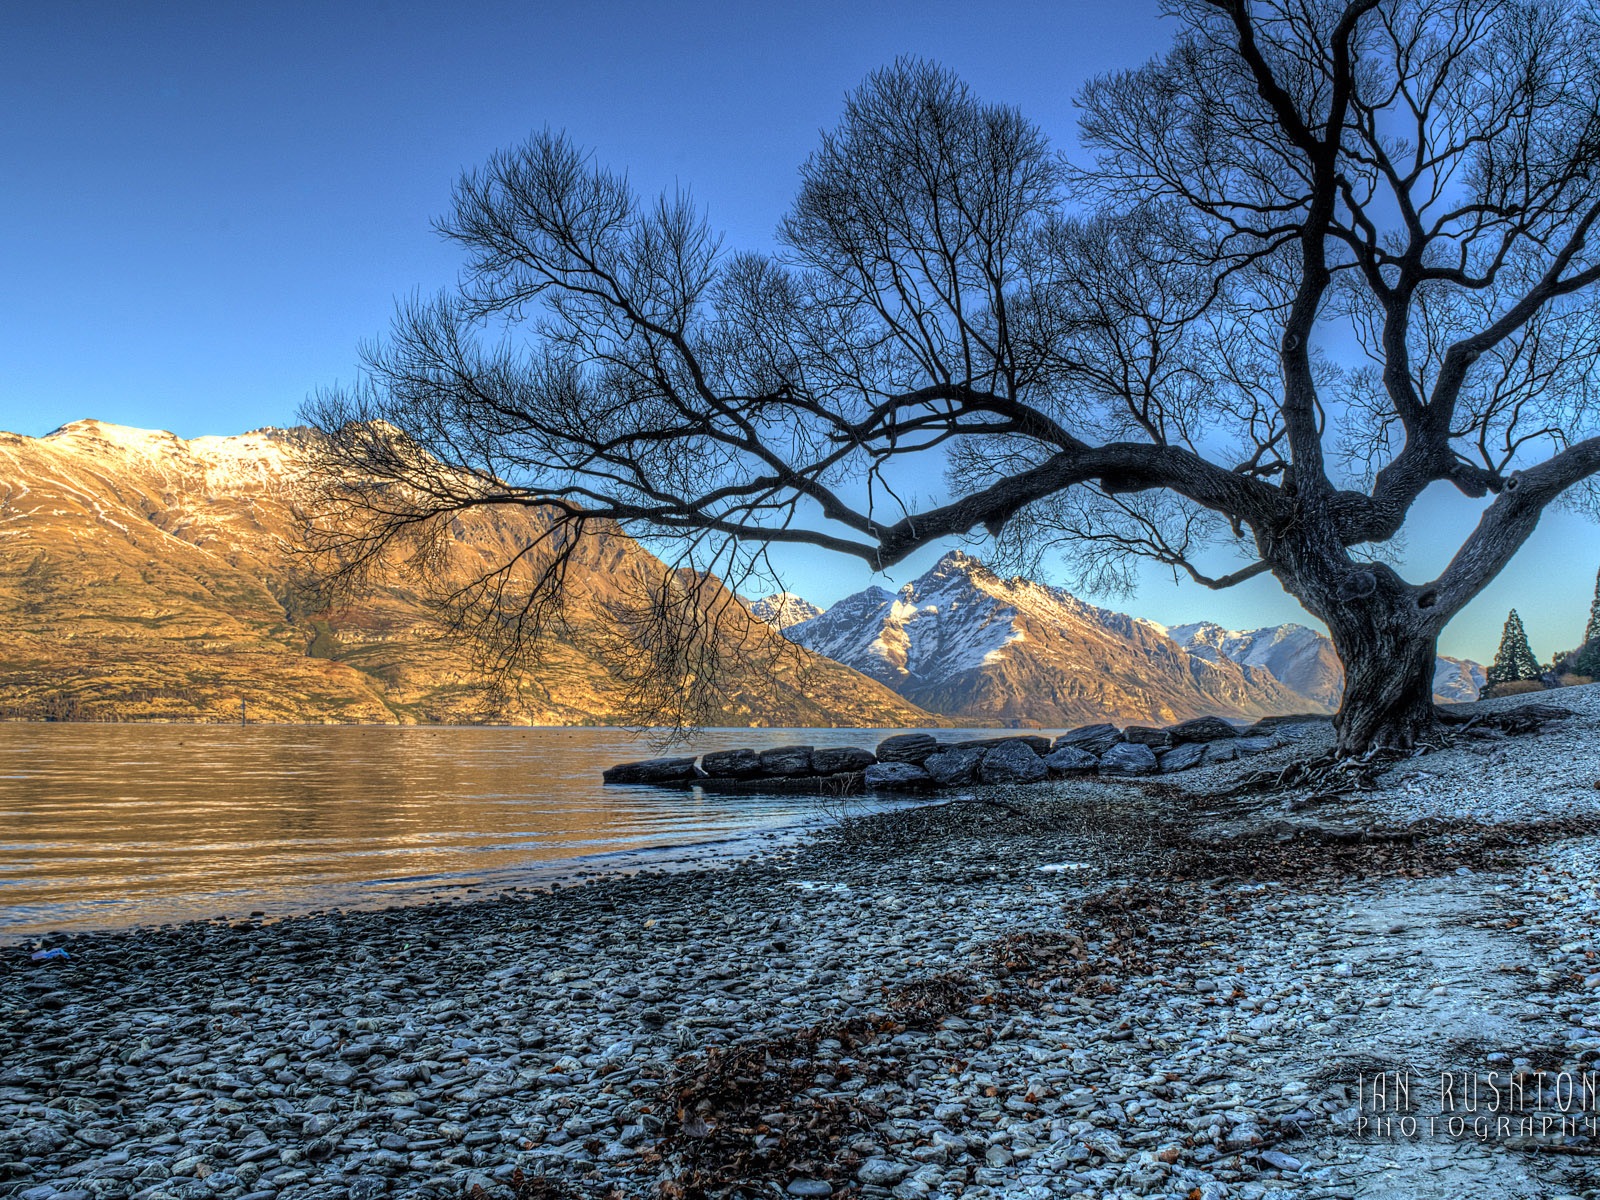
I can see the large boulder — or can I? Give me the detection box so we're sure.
[1055,723,1124,757]
[1235,735,1275,755]
[1166,716,1238,744]
[700,771,865,795]
[757,745,815,777]
[864,761,935,790]
[699,748,761,779]
[811,746,877,774]
[1240,713,1333,737]
[875,733,941,764]
[949,734,1053,756]
[1202,740,1240,765]
[1099,743,1159,777]
[1044,745,1100,776]
[979,740,1049,784]
[924,745,985,786]
[1123,726,1170,747]
[602,757,699,785]
[1157,742,1207,773]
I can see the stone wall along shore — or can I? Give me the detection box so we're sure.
[601,714,1328,792]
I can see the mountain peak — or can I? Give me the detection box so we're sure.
[749,591,825,630]
[44,418,184,448]
[782,547,1321,726]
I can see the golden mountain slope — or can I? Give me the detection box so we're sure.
[0,420,932,726]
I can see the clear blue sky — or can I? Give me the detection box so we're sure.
[2,1,1595,662]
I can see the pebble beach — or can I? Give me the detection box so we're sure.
[6,687,1600,1200]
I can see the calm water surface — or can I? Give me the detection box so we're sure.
[0,724,972,941]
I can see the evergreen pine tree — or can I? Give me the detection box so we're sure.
[1585,569,1600,646]
[1485,609,1542,692]
[1574,569,1600,678]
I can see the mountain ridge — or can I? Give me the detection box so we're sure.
[756,555,1485,721]
[772,551,1326,727]
[0,419,932,727]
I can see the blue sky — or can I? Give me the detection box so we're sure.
[2,1,1596,662]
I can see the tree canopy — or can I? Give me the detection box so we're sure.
[306,0,1600,751]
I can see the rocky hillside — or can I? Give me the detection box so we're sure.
[0,420,932,726]
[775,551,1321,727]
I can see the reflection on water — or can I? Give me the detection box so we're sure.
[0,724,961,940]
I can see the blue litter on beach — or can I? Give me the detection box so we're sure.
[30,948,69,962]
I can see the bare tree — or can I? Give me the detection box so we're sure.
[305,2,1600,755]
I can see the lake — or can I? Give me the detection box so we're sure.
[0,723,981,942]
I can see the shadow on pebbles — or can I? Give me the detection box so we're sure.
[8,689,1600,1199]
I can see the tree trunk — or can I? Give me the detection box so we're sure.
[1267,532,1442,757]
[1330,615,1439,756]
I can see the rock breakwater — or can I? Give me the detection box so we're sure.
[602,716,1324,793]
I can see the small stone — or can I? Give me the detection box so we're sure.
[786,1181,833,1198]
[857,1158,913,1186]
[1259,1149,1303,1172]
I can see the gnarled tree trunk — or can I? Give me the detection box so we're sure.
[1271,533,1443,757]
[1328,617,1439,756]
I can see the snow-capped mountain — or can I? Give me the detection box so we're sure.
[783,550,1320,727]
[749,591,825,630]
[1166,621,1344,708]
[1432,656,1488,703]
[1168,621,1485,705]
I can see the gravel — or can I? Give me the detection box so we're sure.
[5,687,1600,1200]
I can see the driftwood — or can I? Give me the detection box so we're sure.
[1434,700,1575,735]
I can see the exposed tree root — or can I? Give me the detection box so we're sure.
[1218,746,1426,804]
[1218,700,1576,804]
